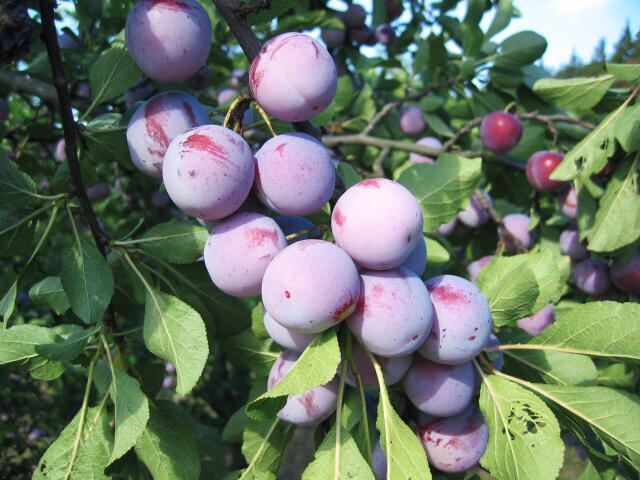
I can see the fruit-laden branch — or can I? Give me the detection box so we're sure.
[212,0,321,139]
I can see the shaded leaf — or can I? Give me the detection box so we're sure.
[29,276,70,315]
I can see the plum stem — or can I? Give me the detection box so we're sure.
[346,333,372,464]
[252,101,277,137]
[285,224,328,242]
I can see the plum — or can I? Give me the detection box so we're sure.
[331,178,423,270]
[125,0,212,82]
[467,255,494,283]
[559,227,588,260]
[186,65,212,91]
[572,259,611,296]
[347,267,433,357]
[499,213,535,250]
[473,332,503,393]
[58,32,82,51]
[163,125,255,220]
[217,88,236,105]
[349,26,376,46]
[516,303,555,336]
[404,358,474,417]
[526,151,565,192]
[418,405,489,473]
[124,79,154,106]
[249,32,337,122]
[162,376,176,389]
[262,240,361,334]
[127,91,209,179]
[480,111,522,155]
[165,362,176,373]
[419,275,492,365]
[435,217,458,236]
[321,28,346,49]
[345,342,412,388]
[86,183,111,201]
[400,235,427,276]
[385,0,403,20]
[372,441,387,480]
[151,192,170,209]
[204,212,287,297]
[263,308,316,352]
[268,350,338,426]
[55,139,66,162]
[409,137,442,164]
[610,251,640,293]
[230,69,247,89]
[399,105,426,137]
[557,183,577,220]
[375,24,396,46]
[343,4,367,27]
[274,215,315,244]
[254,133,335,216]
[457,192,490,228]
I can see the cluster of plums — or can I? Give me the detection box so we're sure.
[321,2,398,49]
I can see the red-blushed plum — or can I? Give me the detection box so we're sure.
[409,137,442,164]
[274,215,315,244]
[419,275,492,364]
[400,235,427,276]
[262,240,361,334]
[343,4,367,27]
[204,212,287,297]
[268,350,338,426]
[254,133,335,215]
[404,357,474,417]
[435,217,458,236]
[163,125,255,220]
[249,33,337,122]
[331,178,423,270]
[418,405,489,473]
[127,91,208,179]
[526,151,565,192]
[321,28,345,49]
[610,251,640,293]
[347,267,433,357]
[559,227,588,260]
[480,111,522,154]
[344,342,413,388]
[499,213,535,250]
[473,332,503,393]
[399,105,426,137]
[572,259,611,296]
[467,255,494,283]
[517,303,555,336]
[125,0,212,83]
[372,441,386,480]
[458,192,490,228]
[217,88,236,105]
[263,308,316,352]
[558,183,578,220]
[375,24,396,45]
[55,139,66,162]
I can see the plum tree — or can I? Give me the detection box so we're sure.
[268,350,338,426]
[467,255,494,283]
[419,275,492,364]
[526,151,566,192]
[126,91,208,179]
[375,24,396,45]
[254,133,335,215]
[404,357,474,417]
[344,342,412,388]
[458,192,490,228]
[262,308,316,352]
[249,32,337,122]
[262,240,361,333]
[558,183,578,220]
[560,227,588,260]
[610,251,640,293]
[331,178,423,270]
[500,213,535,250]
[274,215,315,244]
[572,259,611,296]
[480,111,522,154]
[347,267,433,357]
[409,137,442,164]
[517,303,555,336]
[162,124,255,220]
[125,0,212,82]
[204,212,287,297]
[418,405,489,473]
[399,105,426,137]
[400,235,427,276]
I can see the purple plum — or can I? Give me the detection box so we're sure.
[516,303,555,336]
[409,137,442,164]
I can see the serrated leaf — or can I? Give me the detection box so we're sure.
[533,75,615,112]
[504,349,597,386]
[478,375,564,480]
[246,329,340,420]
[222,329,281,376]
[143,288,209,395]
[29,277,70,315]
[0,150,38,209]
[90,30,140,104]
[494,31,547,70]
[61,235,114,324]
[133,219,209,264]
[606,63,640,82]
[240,418,293,478]
[397,154,482,231]
[0,324,57,364]
[35,328,96,362]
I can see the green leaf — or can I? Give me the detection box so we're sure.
[222,329,281,376]
[240,418,294,478]
[89,30,141,104]
[246,329,340,420]
[597,361,639,390]
[247,0,296,24]
[0,324,57,364]
[274,9,344,34]
[109,367,150,464]
[0,279,17,322]
[494,31,547,70]
[587,155,640,251]
[614,102,640,152]
[478,375,564,480]
[301,423,375,480]
[35,328,95,362]
[134,220,209,264]
[61,235,114,324]
[143,288,209,395]
[29,276,70,315]
[533,75,615,112]
[34,406,114,480]
[425,236,450,267]
[135,404,201,480]
[606,63,640,82]
[504,350,597,386]
[485,0,514,39]
[0,150,38,209]
[397,154,482,232]
[337,162,361,189]
[83,113,133,170]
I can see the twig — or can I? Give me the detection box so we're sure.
[517,112,595,131]
[372,147,390,176]
[441,117,483,151]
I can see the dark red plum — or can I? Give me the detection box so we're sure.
[263,308,316,352]
[610,251,640,293]
[343,4,367,27]
[255,133,335,216]
[399,105,426,137]
[559,227,588,260]
[516,303,555,336]
[385,0,403,20]
[125,0,212,82]
[262,240,361,334]
[401,235,427,276]
[480,111,522,155]
[250,33,337,122]
[375,24,396,45]
[418,405,489,473]
[419,275,492,365]
[499,213,535,250]
[557,183,578,220]
[274,216,315,244]
[163,125,255,220]
[348,267,433,357]
[127,91,208,178]
[321,28,346,49]
[467,255,494,283]
[345,342,412,388]
[571,259,611,296]
[526,151,565,192]
[409,137,442,164]
[331,178,423,270]
[268,350,338,426]
[457,192,490,228]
